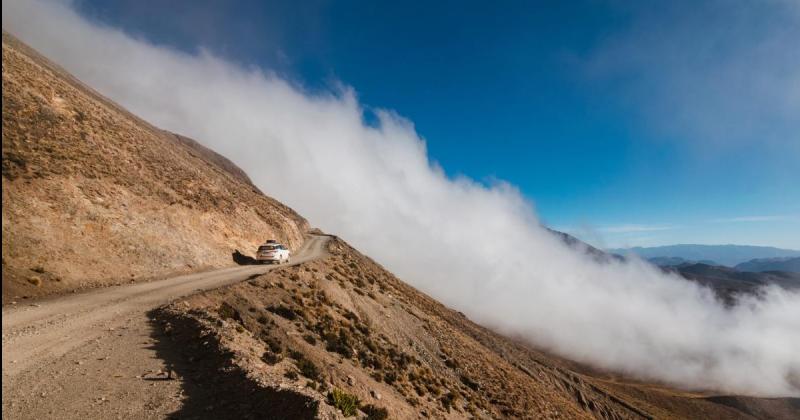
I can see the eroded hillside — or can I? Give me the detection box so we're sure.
[1,32,308,301]
[154,238,798,419]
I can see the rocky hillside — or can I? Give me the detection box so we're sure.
[153,237,799,419]
[4,33,798,419]
[1,32,309,302]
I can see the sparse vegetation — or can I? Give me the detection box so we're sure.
[384,371,397,385]
[263,336,282,354]
[460,374,480,390]
[218,302,239,321]
[328,388,360,416]
[267,304,300,320]
[440,391,460,412]
[362,404,389,420]
[295,358,320,381]
[323,329,354,357]
[261,351,282,365]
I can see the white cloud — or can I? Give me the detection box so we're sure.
[4,0,800,397]
[597,224,677,233]
[711,215,795,223]
[584,0,800,154]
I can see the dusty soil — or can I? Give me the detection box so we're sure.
[2,32,309,302]
[152,238,800,419]
[1,235,330,420]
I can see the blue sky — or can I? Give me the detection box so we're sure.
[74,0,800,248]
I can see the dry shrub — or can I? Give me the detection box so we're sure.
[362,404,389,420]
[328,388,360,416]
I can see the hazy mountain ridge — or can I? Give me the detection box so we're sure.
[665,263,800,303]
[647,256,719,267]
[557,232,800,298]
[735,257,800,273]
[611,244,800,267]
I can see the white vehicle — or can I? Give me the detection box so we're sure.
[256,240,291,264]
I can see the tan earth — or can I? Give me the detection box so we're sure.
[2,235,330,419]
[2,32,308,303]
[2,32,799,419]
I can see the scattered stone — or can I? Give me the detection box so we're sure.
[347,375,356,386]
[371,390,382,400]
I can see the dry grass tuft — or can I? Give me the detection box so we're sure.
[328,388,360,416]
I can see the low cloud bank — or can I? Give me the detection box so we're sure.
[4,0,799,396]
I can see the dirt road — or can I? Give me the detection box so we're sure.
[2,235,330,419]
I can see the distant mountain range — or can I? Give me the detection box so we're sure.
[643,255,800,273]
[734,257,800,273]
[609,244,800,267]
[646,256,720,267]
[661,263,800,303]
[546,234,800,298]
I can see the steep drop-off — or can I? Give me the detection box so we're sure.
[155,238,800,419]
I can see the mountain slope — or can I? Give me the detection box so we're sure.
[1,32,308,302]
[735,257,800,273]
[156,237,800,419]
[610,245,800,267]
[3,32,798,419]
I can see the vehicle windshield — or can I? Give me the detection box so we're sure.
[258,245,278,252]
